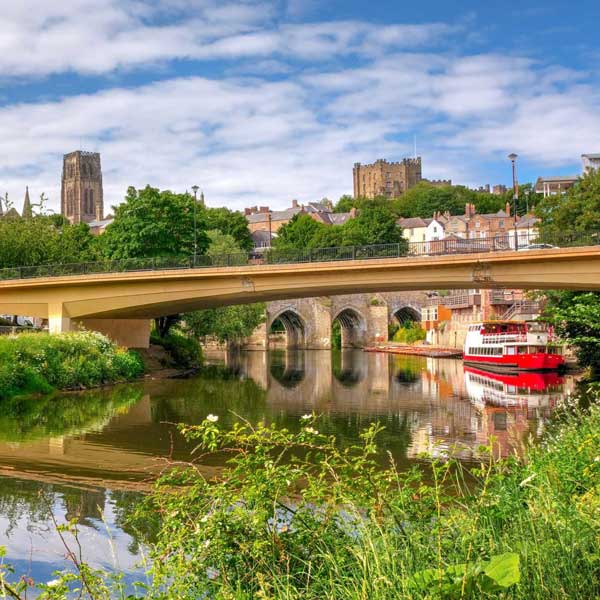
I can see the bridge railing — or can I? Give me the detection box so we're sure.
[0,231,597,282]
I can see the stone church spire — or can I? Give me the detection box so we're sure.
[22,187,33,219]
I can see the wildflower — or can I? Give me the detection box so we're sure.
[46,579,61,588]
[304,427,319,435]
[206,414,219,423]
[301,414,312,420]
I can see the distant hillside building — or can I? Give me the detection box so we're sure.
[61,151,104,224]
[353,157,422,199]
[534,175,579,198]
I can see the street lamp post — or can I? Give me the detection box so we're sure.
[191,185,199,260]
[508,153,519,250]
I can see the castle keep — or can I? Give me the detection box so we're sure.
[61,151,104,224]
[353,157,422,199]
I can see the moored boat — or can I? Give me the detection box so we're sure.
[463,321,564,371]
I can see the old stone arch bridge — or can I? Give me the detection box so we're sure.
[248,293,424,349]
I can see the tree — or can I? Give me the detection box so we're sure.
[204,207,254,251]
[206,230,243,256]
[0,216,98,269]
[341,204,406,247]
[101,186,209,259]
[182,303,266,345]
[542,291,600,373]
[272,214,326,250]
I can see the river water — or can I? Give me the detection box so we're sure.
[0,350,577,589]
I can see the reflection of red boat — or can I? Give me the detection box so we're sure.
[464,365,565,408]
[464,366,564,391]
[463,321,565,371]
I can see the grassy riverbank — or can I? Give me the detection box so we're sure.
[136,398,599,599]
[1,390,598,599]
[0,331,144,400]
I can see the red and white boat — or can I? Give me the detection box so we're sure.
[463,321,564,371]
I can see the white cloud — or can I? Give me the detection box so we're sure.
[0,3,598,214]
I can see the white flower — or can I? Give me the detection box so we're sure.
[206,414,219,423]
[301,414,312,420]
[304,427,319,435]
[46,579,61,588]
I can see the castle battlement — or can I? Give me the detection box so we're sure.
[353,156,422,199]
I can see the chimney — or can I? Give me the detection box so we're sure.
[505,201,511,215]
[259,206,269,213]
[292,199,299,208]
[244,208,251,216]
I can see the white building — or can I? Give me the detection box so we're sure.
[582,153,600,174]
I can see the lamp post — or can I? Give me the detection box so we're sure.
[191,185,199,259]
[508,153,519,250]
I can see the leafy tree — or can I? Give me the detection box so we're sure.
[206,229,243,256]
[182,303,266,345]
[333,195,356,213]
[272,214,326,250]
[340,203,405,247]
[204,207,253,251]
[0,217,98,268]
[542,291,600,373]
[101,186,209,259]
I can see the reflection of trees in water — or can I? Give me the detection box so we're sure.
[0,384,144,443]
[392,356,424,386]
[149,366,268,428]
[268,350,305,389]
[0,475,149,555]
[332,350,365,387]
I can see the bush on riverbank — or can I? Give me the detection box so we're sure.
[149,330,202,369]
[0,331,143,400]
[136,401,599,599]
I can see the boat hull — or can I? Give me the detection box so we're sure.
[463,352,565,372]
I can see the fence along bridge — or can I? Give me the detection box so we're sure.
[0,234,599,347]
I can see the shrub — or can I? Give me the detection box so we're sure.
[393,323,426,344]
[0,331,144,400]
[150,331,202,369]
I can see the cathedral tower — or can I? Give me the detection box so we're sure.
[61,151,104,224]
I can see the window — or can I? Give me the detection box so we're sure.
[89,189,94,213]
[475,221,480,228]
[499,220,504,227]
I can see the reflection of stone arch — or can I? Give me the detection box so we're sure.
[269,308,306,348]
[391,305,421,325]
[332,306,367,348]
[269,350,306,389]
[332,349,366,386]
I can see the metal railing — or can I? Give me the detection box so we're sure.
[0,230,597,282]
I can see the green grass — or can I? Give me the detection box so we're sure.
[0,331,144,400]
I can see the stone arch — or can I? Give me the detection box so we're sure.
[268,308,306,348]
[332,306,367,348]
[391,305,421,326]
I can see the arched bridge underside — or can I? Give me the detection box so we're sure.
[1,247,600,347]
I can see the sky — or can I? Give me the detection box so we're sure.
[1,0,599,214]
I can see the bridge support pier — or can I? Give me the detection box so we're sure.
[47,304,150,348]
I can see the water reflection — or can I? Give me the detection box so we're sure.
[0,349,578,587]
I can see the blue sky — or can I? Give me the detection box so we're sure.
[1,0,599,213]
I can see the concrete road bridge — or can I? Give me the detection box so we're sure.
[1,243,600,347]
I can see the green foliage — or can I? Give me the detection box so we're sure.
[182,303,266,344]
[204,207,254,251]
[0,216,99,269]
[125,404,599,599]
[101,186,209,259]
[0,332,143,401]
[205,229,242,256]
[536,169,600,237]
[393,323,427,344]
[273,204,407,251]
[273,213,325,250]
[150,330,203,369]
[542,291,600,372]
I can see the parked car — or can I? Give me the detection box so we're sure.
[518,243,558,251]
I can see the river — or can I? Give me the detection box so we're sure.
[0,350,578,589]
